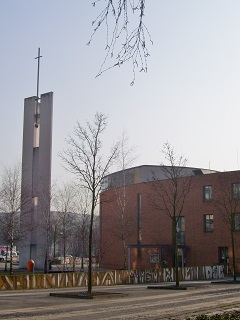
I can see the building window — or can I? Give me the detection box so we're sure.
[203,186,212,201]
[232,183,240,200]
[234,213,240,231]
[176,216,185,245]
[204,214,214,232]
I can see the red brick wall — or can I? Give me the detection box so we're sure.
[100,170,240,271]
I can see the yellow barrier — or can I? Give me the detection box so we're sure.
[0,266,224,290]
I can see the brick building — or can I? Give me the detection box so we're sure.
[100,165,240,271]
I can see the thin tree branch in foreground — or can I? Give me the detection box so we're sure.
[88,0,153,85]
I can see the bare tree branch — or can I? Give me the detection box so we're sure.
[88,0,153,85]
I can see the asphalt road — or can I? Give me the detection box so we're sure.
[0,281,240,320]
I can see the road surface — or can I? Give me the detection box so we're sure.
[0,281,240,319]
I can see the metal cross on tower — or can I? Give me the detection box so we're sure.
[34,48,42,127]
[35,47,42,101]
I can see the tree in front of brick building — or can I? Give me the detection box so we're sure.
[104,131,136,269]
[150,143,194,287]
[60,112,118,295]
[212,173,240,281]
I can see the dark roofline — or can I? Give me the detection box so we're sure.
[104,164,219,179]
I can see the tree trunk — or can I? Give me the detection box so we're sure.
[173,218,179,287]
[121,216,127,269]
[53,226,57,257]
[44,251,48,274]
[53,239,56,258]
[63,234,66,272]
[72,256,76,272]
[81,238,85,272]
[4,246,8,272]
[231,228,237,281]
[122,234,127,270]
[10,236,13,275]
[87,190,95,295]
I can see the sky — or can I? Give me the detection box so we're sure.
[1,1,240,183]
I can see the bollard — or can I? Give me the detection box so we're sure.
[27,259,35,272]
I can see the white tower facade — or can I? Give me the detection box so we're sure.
[19,92,53,269]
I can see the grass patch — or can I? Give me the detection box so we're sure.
[0,270,44,276]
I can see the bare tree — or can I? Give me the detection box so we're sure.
[212,173,240,281]
[89,0,152,85]
[60,112,118,295]
[49,183,61,259]
[52,183,77,271]
[150,143,194,287]
[104,131,136,269]
[0,163,21,274]
[50,212,60,259]
[74,189,91,272]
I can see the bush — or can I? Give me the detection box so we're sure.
[188,311,240,320]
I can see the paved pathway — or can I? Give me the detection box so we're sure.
[1,281,240,319]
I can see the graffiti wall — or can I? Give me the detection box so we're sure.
[0,265,224,290]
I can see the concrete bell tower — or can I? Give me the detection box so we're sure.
[19,49,53,270]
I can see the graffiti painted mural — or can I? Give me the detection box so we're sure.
[0,266,225,291]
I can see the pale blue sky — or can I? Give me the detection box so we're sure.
[1,1,240,181]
